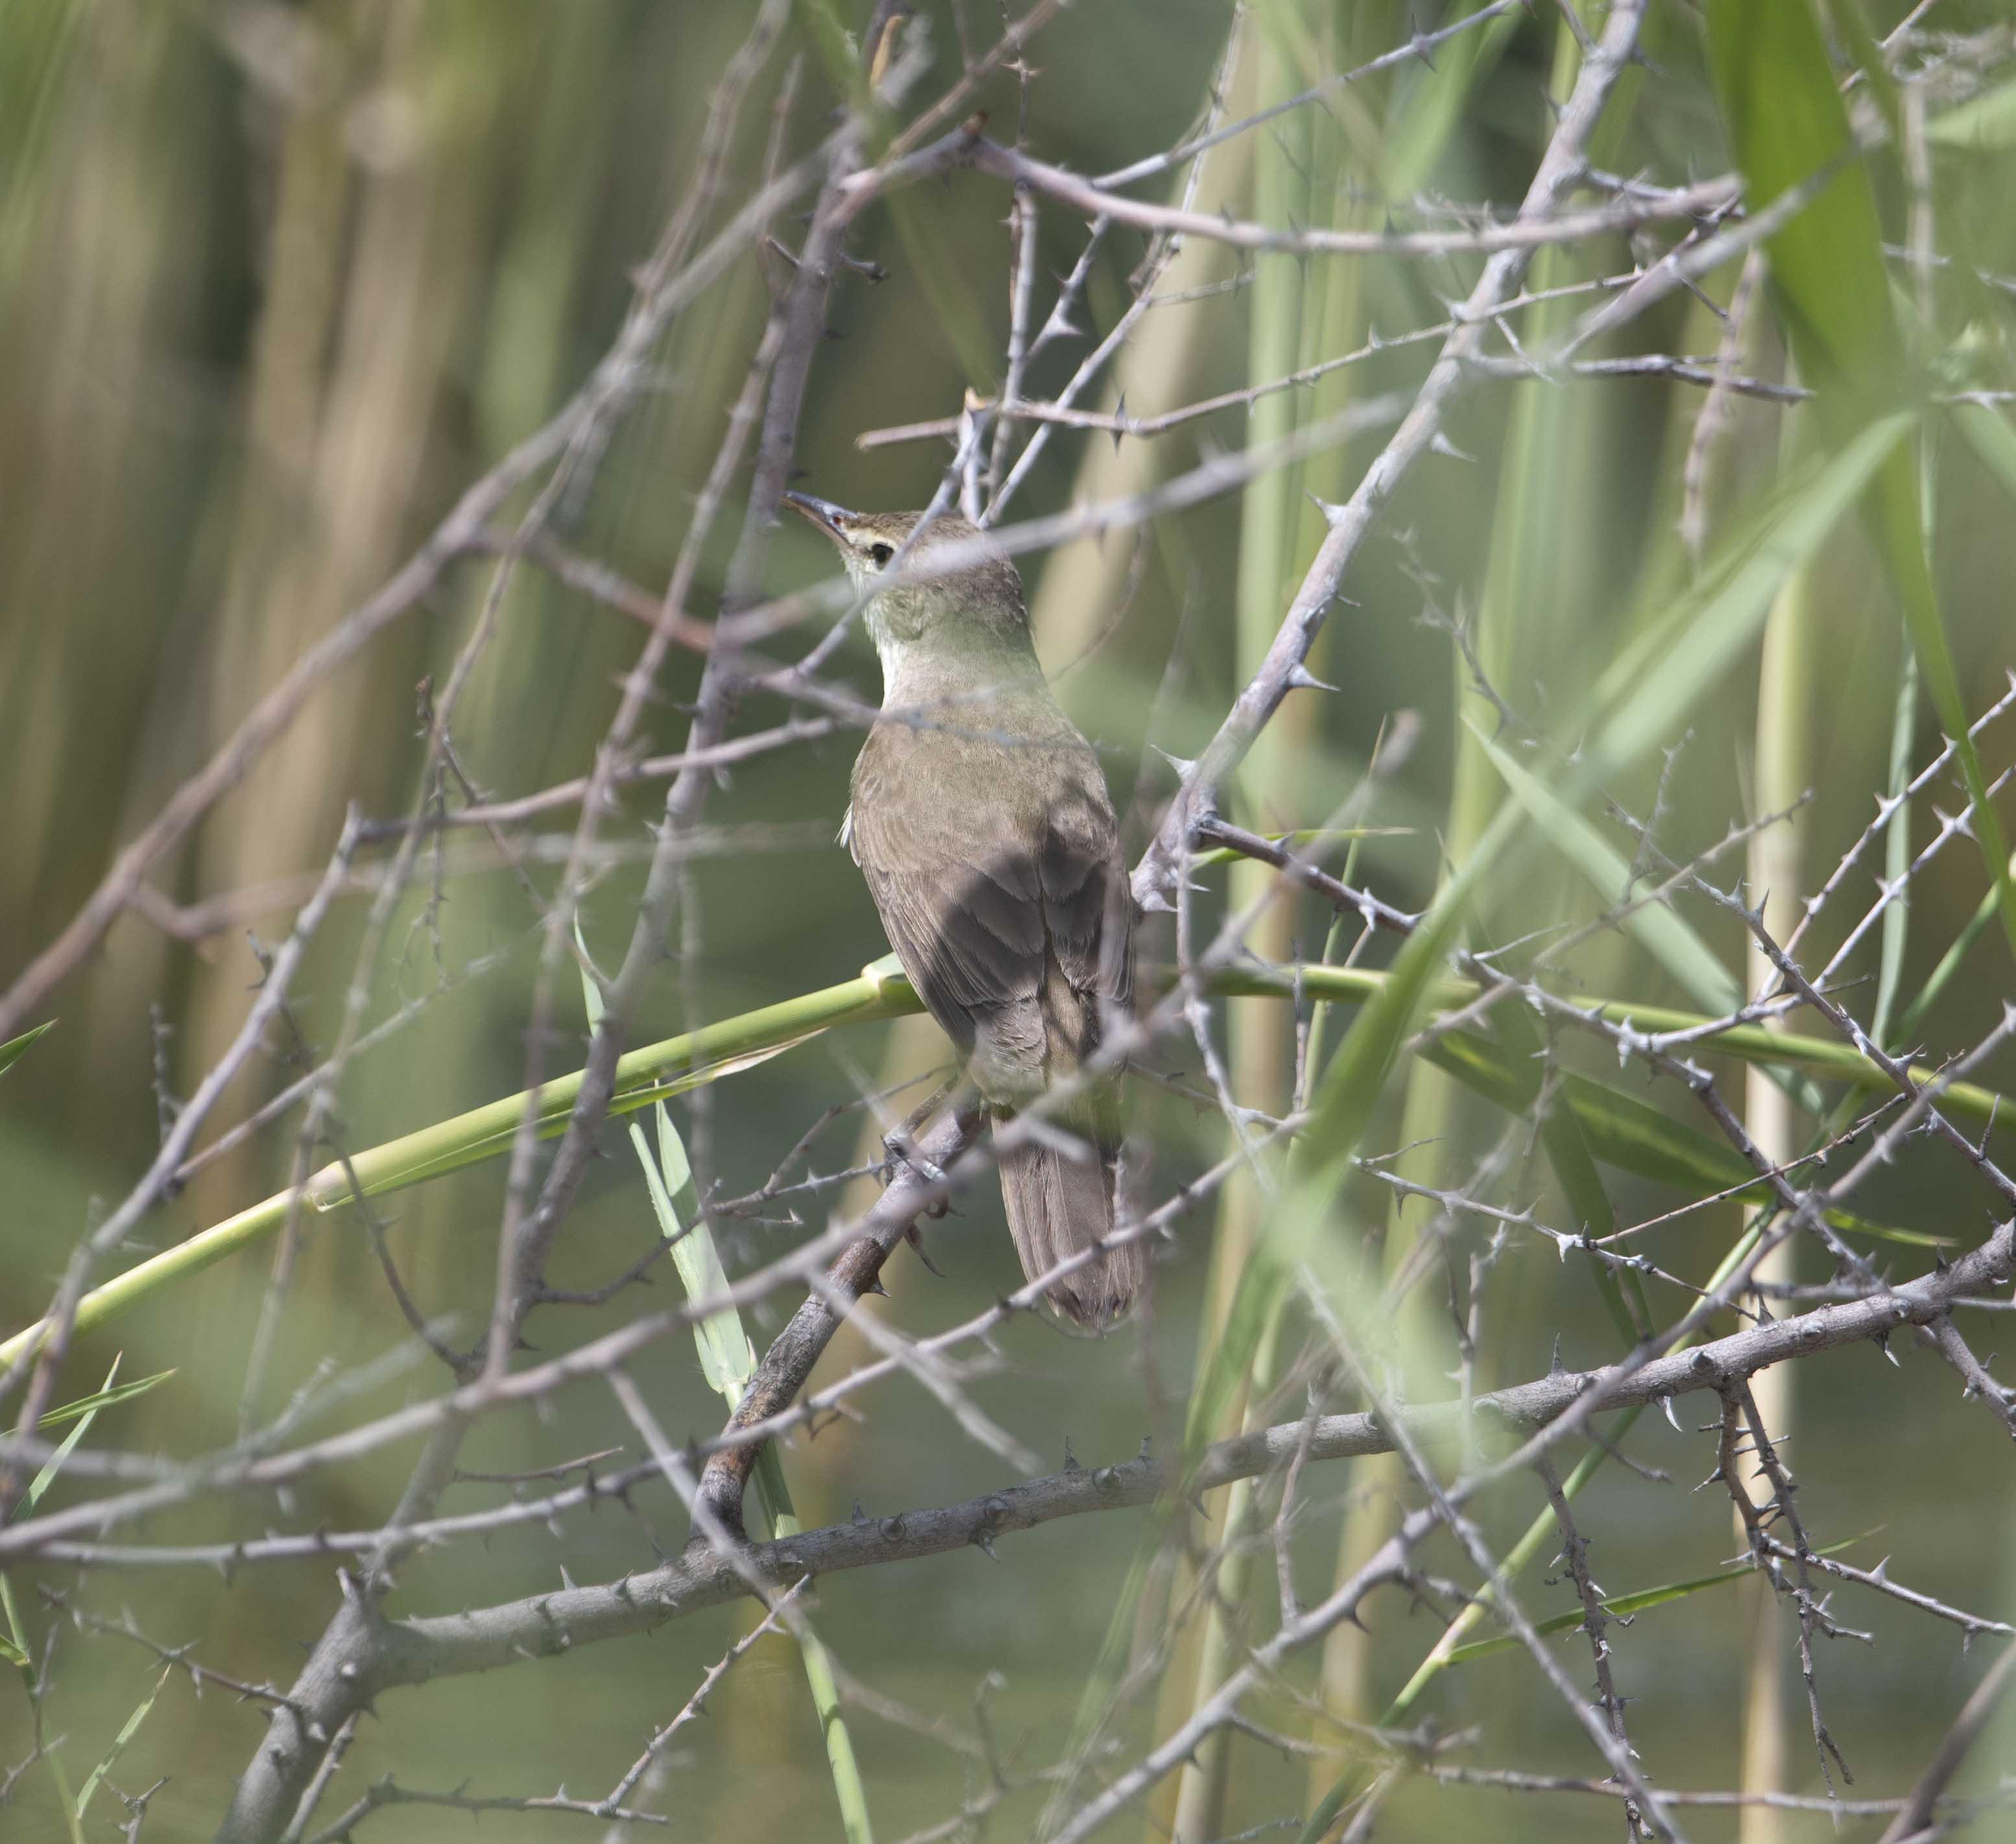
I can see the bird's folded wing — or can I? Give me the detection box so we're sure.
[850,786,1043,1049]
[1035,767,1133,1012]
[848,730,1129,1049]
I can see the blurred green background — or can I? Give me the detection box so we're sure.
[3,1,2014,1839]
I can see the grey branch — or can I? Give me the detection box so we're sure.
[687,1103,981,1540]
[968,137,1737,263]
[203,1221,2011,1718]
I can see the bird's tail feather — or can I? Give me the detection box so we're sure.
[994,1117,1140,1328]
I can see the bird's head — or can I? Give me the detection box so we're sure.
[784,494,1032,663]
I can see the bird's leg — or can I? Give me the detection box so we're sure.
[884,1129,950,1189]
[883,1074,966,1228]
[882,1072,959,1184]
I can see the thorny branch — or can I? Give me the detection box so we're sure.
[6,3,2016,1842]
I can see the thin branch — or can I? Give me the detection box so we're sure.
[970,138,1736,265]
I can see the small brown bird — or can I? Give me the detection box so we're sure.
[786,493,1141,1326]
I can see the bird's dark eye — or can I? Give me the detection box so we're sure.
[867,542,894,566]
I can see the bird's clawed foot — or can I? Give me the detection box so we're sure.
[883,1127,954,1217]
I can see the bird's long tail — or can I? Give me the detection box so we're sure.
[994,1110,1141,1328]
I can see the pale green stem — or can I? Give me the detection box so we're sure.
[1736,531,1814,1841]
[754,1452,875,1844]
[5,963,2008,1373]
[1166,6,1315,1830]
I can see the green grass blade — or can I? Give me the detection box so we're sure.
[1445,1561,1745,1666]
[1869,435,1936,1048]
[71,1665,169,1822]
[1304,169,1916,1838]
[3,1352,135,1843]
[1180,1255,1291,1463]
[1467,723,1832,1159]
[1382,6,1523,198]
[19,1354,123,1518]
[1289,837,1497,1204]
[31,1368,174,1435]
[760,1443,876,1844]
[0,1565,30,1670]
[1471,728,1738,1012]
[647,1102,756,1400]
[1587,414,1907,778]
[1816,0,1900,143]
[1483,987,1648,1345]
[1421,1030,1939,1247]
[1709,0,2016,970]
[1897,864,2013,1046]
[575,938,757,1405]
[1442,1536,1860,1665]
[1928,75,2016,151]
[1871,453,2016,965]
[1,1592,78,1839]
[1214,962,2016,1142]
[1705,0,1900,424]
[777,1605,874,1843]
[1871,640,1921,1049]
[578,939,870,1843]
[0,1018,54,1079]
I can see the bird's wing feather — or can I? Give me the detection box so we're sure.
[849,727,1042,1044]
[1036,756,1133,1011]
[850,720,1129,1091]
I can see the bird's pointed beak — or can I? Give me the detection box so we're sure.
[783,490,855,540]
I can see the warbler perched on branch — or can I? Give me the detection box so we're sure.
[787,493,1140,1327]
